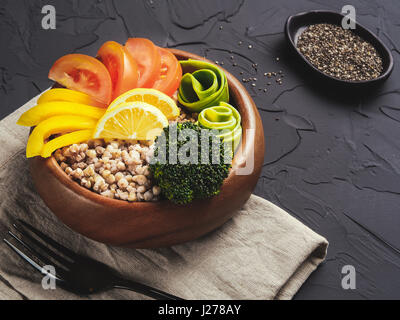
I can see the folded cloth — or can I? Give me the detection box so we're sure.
[0,94,328,300]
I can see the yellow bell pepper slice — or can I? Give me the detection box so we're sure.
[17,101,106,127]
[26,115,97,158]
[38,88,107,108]
[41,129,93,158]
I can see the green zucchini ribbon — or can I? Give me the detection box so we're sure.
[178,60,229,112]
[198,102,242,151]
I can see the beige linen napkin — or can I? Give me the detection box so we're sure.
[0,94,328,300]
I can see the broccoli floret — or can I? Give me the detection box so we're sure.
[149,122,231,204]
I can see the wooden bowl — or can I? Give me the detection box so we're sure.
[29,49,265,248]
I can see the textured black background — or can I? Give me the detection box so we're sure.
[1,0,400,299]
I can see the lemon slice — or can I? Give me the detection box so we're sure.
[93,102,168,141]
[107,88,179,120]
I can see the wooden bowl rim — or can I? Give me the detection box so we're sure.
[41,48,259,209]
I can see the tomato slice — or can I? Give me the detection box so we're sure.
[125,38,161,88]
[48,54,112,105]
[97,41,139,100]
[152,48,182,97]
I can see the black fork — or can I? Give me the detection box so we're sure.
[3,220,183,300]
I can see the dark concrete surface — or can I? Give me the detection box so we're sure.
[0,0,399,299]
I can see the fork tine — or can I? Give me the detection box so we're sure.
[3,238,43,273]
[17,219,77,261]
[3,238,63,282]
[8,230,69,276]
[12,223,73,269]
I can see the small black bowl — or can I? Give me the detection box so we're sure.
[285,10,394,87]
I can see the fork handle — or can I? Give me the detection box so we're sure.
[113,278,184,300]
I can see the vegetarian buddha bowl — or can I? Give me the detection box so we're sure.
[20,38,264,248]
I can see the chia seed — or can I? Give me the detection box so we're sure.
[297,23,383,81]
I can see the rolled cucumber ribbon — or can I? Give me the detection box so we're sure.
[178,60,229,112]
[198,102,242,152]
